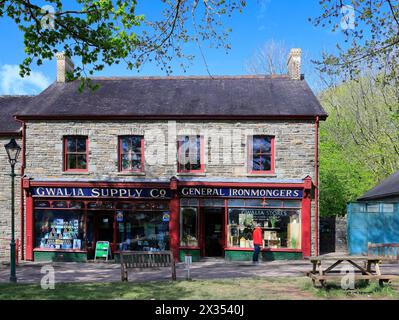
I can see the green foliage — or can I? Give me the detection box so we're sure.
[319,73,399,217]
[0,0,246,89]
[319,124,374,217]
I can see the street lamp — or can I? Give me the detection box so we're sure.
[4,138,21,283]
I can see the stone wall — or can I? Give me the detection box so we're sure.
[24,120,316,181]
[0,136,22,262]
[335,216,348,253]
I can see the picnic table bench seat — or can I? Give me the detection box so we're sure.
[120,251,177,282]
[306,255,398,288]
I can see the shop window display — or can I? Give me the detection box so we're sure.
[180,208,198,247]
[117,211,170,251]
[35,210,85,250]
[227,205,301,249]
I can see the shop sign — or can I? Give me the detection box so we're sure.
[179,187,303,199]
[32,187,171,199]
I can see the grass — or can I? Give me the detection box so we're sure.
[0,277,398,300]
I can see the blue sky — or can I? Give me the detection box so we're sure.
[0,0,348,95]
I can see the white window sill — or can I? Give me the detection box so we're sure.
[176,172,207,177]
[116,172,146,177]
[246,174,277,178]
[62,172,91,176]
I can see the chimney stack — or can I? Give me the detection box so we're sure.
[287,48,302,80]
[56,52,74,83]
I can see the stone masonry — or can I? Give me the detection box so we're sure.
[0,137,21,262]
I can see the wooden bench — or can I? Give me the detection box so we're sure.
[120,251,177,282]
[368,243,399,260]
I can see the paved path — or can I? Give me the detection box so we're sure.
[1,258,398,284]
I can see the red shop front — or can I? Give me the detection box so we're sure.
[22,179,172,262]
[22,177,314,262]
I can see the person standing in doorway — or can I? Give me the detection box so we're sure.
[252,223,263,264]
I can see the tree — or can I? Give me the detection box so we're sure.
[245,39,289,75]
[0,0,246,86]
[311,0,399,84]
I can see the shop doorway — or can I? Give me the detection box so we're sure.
[202,208,225,257]
[87,212,115,259]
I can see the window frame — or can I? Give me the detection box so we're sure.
[177,135,205,173]
[63,136,89,172]
[118,135,145,173]
[248,135,275,175]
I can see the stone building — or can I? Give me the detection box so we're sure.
[0,49,327,262]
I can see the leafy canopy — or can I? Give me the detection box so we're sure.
[311,0,399,83]
[0,0,246,87]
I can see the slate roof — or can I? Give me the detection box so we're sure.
[15,76,327,119]
[0,96,32,135]
[358,170,399,201]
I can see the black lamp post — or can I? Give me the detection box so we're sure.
[4,138,21,283]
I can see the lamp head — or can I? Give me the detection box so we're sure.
[4,138,21,166]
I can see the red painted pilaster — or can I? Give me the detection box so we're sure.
[25,191,34,261]
[301,176,312,258]
[169,177,180,260]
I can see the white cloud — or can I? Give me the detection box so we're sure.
[0,64,51,95]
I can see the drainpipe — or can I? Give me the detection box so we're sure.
[15,117,25,260]
[314,116,320,256]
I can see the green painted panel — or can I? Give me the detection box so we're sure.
[34,251,87,262]
[224,250,302,261]
[179,249,201,262]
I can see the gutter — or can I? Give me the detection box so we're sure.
[314,116,320,256]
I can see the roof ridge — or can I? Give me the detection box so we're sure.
[83,74,292,81]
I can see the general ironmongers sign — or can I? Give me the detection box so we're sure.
[179,187,303,199]
[32,187,171,199]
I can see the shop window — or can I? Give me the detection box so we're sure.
[119,135,144,172]
[117,211,170,251]
[64,136,88,172]
[180,208,198,247]
[177,135,204,173]
[35,210,85,250]
[248,135,275,174]
[52,201,68,209]
[227,208,301,249]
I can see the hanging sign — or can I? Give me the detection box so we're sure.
[162,212,170,222]
[116,210,124,223]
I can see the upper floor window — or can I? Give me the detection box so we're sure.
[177,135,204,173]
[118,136,144,172]
[64,136,88,172]
[248,135,275,174]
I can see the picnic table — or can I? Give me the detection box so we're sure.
[306,255,398,287]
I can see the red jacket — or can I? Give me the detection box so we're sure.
[253,227,263,246]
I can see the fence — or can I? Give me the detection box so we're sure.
[347,202,399,255]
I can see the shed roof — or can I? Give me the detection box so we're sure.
[358,170,399,201]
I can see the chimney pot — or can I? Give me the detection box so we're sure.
[56,52,74,83]
[287,48,302,80]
